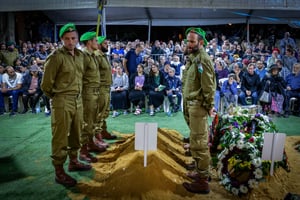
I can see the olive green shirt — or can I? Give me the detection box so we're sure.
[41,47,84,98]
[182,48,216,110]
[95,50,112,86]
[0,49,19,66]
[82,48,101,88]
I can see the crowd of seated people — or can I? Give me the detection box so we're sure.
[1,29,300,118]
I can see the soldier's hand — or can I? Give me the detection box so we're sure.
[209,107,217,117]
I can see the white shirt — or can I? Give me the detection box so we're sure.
[2,72,23,89]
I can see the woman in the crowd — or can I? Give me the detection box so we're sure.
[260,64,287,116]
[110,65,129,117]
[128,64,149,115]
[21,65,43,114]
[147,63,169,116]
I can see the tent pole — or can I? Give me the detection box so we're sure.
[102,7,106,36]
[246,19,250,44]
[148,19,152,44]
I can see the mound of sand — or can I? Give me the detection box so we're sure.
[74,129,300,200]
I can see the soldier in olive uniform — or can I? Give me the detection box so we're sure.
[182,27,216,194]
[79,31,109,163]
[41,23,91,187]
[0,41,19,66]
[95,36,117,140]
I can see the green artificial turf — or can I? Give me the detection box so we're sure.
[0,110,299,200]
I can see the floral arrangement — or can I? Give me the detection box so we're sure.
[209,106,289,196]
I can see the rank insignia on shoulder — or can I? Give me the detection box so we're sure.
[198,63,203,73]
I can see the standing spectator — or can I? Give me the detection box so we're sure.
[110,65,129,117]
[147,63,168,116]
[239,63,260,105]
[0,66,23,115]
[165,67,182,113]
[41,23,91,187]
[123,43,144,78]
[151,40,165,62]
[79,31,107,164]
[21,65,43,114]
[282,47,297,72]
[95,36,117,140]
[128,64,148,115]
[279,32,297,56]
[182,27,216,194]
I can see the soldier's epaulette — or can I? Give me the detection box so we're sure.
[49,49,59,56]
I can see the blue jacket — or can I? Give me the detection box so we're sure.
[221,80,238,95]
[286,73,300,91]
[165,75,182,91]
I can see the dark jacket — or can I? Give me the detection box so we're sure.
[148,71,169,93]
[22,71,43,95]
[261,74,286,96]
[240,72,260,93]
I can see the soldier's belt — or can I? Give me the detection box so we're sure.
[83,87,100,93]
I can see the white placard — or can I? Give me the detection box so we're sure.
[134,122,158,167]
[262,132,286,175]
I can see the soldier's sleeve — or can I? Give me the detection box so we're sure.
[199,50,216,110]
[41,51,60,98]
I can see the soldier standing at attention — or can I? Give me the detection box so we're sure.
[41,23,91,187]
[181,27,216,194]
[78,31,109,163]
[95,36,117,140]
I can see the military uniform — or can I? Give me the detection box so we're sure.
[182,48,216,178]
[41,46,84,166]
[95,49,112,134]
[81,47,101,145]
[0,49,19,66]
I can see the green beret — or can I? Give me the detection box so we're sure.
[59,23,76,38]
[97,36,106,44]
[6,41,15,46]
[185,27,208,47]
[80,31,96,42]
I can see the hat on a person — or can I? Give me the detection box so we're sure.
[30,65,39,72]
[97,36,106,44]
[164,61,171,66]
[59,23,76,38]
[185,27,208,46]
[6,41,15,46]
[80,31,96,42]
[272,47,280,54]
[268,64,281,72]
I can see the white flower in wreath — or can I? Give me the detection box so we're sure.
[232,187,239,196]
[222,177,230,185]
[239,132,246,139]
[244,142,253,150]
[252,158,262,168]
[240,185,249,194]
[254,168,263,179]
[237,140,245,149]
[229,143,235,151]
[248,179,259,188]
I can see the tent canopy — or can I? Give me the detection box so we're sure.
[1,0,300,27]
